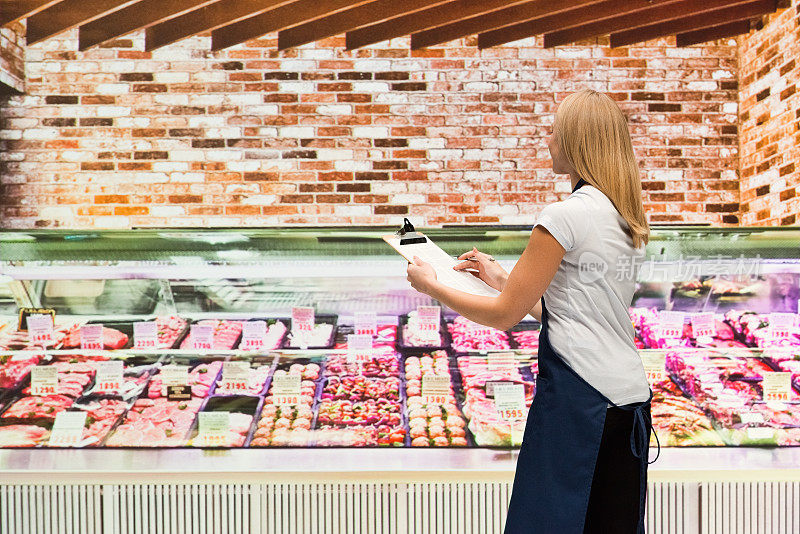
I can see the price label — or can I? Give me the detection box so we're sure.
[18,307,56,331]
[80,324,104,351]
[197,411,229,446]
[219,361,249,392]
[466,319,492,337]
[30,365,58,396]
[658,311,685,344]
[422,374,450,405]
[346,334,374,363]
[49,411,87,447]
[94,360,123,392]
[161,364,189,386]
[485,380,512,399]
[641,353,667,383]
[488,352,516,371]
[354,312,378,336]
[493,383,525,420]
[768,313,796,341]
[740,412,766,424]
[762,371,792,401]
[240,321,267,350]
[272,375,302,405]
[190,325,214,350]
[133,321,159,349]
[691,313,715,343]
[292,307,315,333]
[27,314,54,346]
[746,427,775,441]
[416,306,440,333]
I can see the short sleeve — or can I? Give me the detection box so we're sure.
[534,199,585,252]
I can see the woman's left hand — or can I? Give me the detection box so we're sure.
[406,256,437,294]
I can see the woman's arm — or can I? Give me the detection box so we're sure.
[407,227,564,330]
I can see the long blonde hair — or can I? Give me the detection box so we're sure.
[554,89,649,248]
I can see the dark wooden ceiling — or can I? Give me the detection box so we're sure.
[0,0,782,52]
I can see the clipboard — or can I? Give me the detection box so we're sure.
[383,219,500,298]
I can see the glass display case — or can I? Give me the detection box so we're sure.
[0,226,798,450]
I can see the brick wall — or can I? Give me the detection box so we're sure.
[738,0,800,225]
[0,30,740,228]
[0,21,24,94]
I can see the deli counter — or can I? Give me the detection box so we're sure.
[0,226,799,533]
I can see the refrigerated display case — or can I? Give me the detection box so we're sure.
[0,226,799,532]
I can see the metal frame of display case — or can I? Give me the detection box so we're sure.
[0,226,799,533]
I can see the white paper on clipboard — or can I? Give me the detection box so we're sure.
[383,234,501,298]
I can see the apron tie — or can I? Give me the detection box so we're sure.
[618,391,659,534]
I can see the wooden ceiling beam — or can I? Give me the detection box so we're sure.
[210,0,372,51]
[144,0,298,51]
[345,0,530,50]
[409,0,605,50]
[675,18,753,46]
[610,0,776,47]
[544,0,763,48]
[27,0,142,44]
[79,0,218,50]
[478,0,688,49]
[277,0,452,50]
[0,0,64,26]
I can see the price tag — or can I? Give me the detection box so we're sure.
[30,365,58,396]
[218,361,249,392]
[488,352,516,371]
[422,374,450,405]
[240,321,267,351]
[485,380,512,399]
[466,319,492,337]
[493,383,526,420]
[691,313,715,343]
[272,374,301,405]
[740,411,766,424]
[416,305,441,337]
[658,311,685,345]
[190,325,214,350]
[746,427,775,441]
[49,411,87,447]
[197,411,229,446]
[354,312,378,336]
[80,324,104,351]
[133,321,158,349]
[18,307,56,331]
[346,334,374,363]
[768,313,796,341]
[161,364,191,401]
[762,371,792,401]
[95,360,124,392]
[292,307,315,333]
[641,353,667,383]
[27,314,54,346]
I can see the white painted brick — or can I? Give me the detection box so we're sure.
[419,162,441,171]
[428,149,463,160]
[39,206,74,218]
[151,206,186,217]
[22,128,58,140]
[188,116,226,127]
[0,130,22,140]
[484,204,519,216]
[372,182,407,194]
[463,171,501,181]
[168,150,205,161]
[154,94,189,105]
[463,149,499,160]
[317,149,354,160]
[242,195,277,205]
[722,102,738,114]
[64,61,99,73]
[353,126,388,138]
[227,160,261,172]
[278,60,316,71]
[94,216,130,228]
[96,106,131,117]
[190,94,225,106]
[335,205,371,216]
[334,160,371,172]
[207,150,242,161]
[154,72,190,83]
[464,82,497,92]
[99,61,136,72]
[192,71,226,82]
[242,105,280,115]
[352,60,391,70]
[316,104,352,115]
[712,69,734,80]
[206,127,242,137]
[258,127,279,137]
[409,138,446,149]
[279,126,315,138]
[225,93,263,106]
[134,173,168,184]
[278,81,316,93]
[649,169,684,180]
[351,81,390,92]
[117,117,151,128]
[686,81,718,91]
[390,194,426,205]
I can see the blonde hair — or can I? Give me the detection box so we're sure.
[554,89,650,248]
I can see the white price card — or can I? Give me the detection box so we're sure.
[739,412,766,424]
[493,383,526,421]
[641,353,667,383]
[197,411,229,447]
[30,365,58,396]
[354,312,378,336]
[272,375,301,405]
[746,427,775,441]
[691,313,715,343]
[27,314,54,346]
[49,411,87,447]
[488,352,516,372]
[219,361,250,392]
[161,364,189,386]
[762,371,792,401]
[292,307,315,333]
[95,360,124,393]
[422,374,450,405]
[346,334,374,363]
[466,319,492,337]
[190,325,214,350]
[416,306,440,335]
[240,321,267,351]
[768,313,796,342]
[133,321,158,350]
[80,324,104,351]
[658,311,685,345]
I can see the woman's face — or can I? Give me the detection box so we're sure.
[548,133,573,175]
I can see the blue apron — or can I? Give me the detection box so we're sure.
[503,180,658,534]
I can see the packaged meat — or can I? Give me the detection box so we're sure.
[0,424,49,447]
[186,395,260,448]
[650,378,725,446]
[320,376,401,403]
[1,395,75,422]
[146,360,223,399]
[180,320,244,350]
[406,397,467,447]
[250,404,314,447]
[154,316,189,348]
[448,316,510,352]
[105,398,204,447]
[285,317,336,349]
[398,312,447,349]
[214,364,271,396]
[324,350,401,379]
[0,353,43,390]
[61,324,130,350]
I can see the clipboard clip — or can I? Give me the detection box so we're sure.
[396,218,427,245]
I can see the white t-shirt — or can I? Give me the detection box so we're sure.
[534,184,650,405]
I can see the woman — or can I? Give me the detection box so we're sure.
[406,89,656,534]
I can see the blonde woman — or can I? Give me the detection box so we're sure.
[406,89,657,534]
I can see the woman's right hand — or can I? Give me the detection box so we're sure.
[453,247,509,292]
